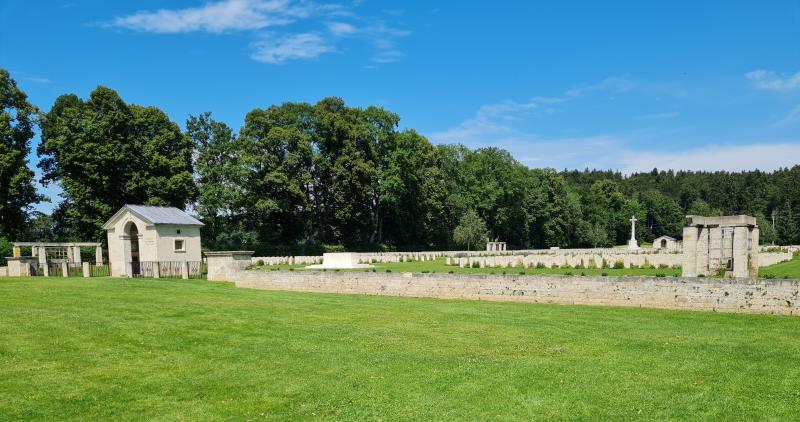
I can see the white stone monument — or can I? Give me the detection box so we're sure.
[305,253,374,269]
[627,216,639,250]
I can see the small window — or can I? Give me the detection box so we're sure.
[176,229,181,234]
[174,239,185,252]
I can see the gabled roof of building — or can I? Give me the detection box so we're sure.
[102,205,204,229]
[653,235,676,241]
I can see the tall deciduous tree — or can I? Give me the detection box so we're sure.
[0,69,42,240]
[187,112,247,250]
[453,209,487,251]
[38,86,195,241]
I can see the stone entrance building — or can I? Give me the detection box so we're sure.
[103,205,204,277]
[681,215,759,278]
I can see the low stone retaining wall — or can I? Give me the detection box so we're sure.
[759,251,795,267]
[225,269,800,315]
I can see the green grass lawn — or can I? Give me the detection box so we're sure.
[2,277,800,420]
[253,257,682,277]
[759,254,800,279]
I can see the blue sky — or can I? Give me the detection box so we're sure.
[2,1,800,212]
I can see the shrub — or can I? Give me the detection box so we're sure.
[471,261,480,268]
[601,258,609,269]
[385,269,392,273]
[601,272,608,276]
[564,271,573,276]
[655,272,666,277]
[536,262,546,269]
[422,270,429,274]
[764,273,776,279]
[658,264,669,269]
[518,271,525,275]
[371,269,376,272]
[256,259,265,266]
[289,268,294,271]
[613,260,625,269]
[783,275,790,279]
[580,271,586,276]
[448,270,454,274]
[698,274,705,278]
[561,264,572,269]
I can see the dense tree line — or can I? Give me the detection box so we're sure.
[1,69,799,255]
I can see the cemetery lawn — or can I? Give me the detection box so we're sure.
[759,254,800,279]
[2,278,800,420]
[253,257,682,277]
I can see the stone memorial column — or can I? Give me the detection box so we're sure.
[732,226,749,278]
[95,246,103,266]
[681,225,698,277]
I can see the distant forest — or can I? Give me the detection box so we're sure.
[2,69,799,255]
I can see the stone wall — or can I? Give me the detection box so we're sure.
[759,251,795,267]
[0,266,6,277]
[216,268,800,315]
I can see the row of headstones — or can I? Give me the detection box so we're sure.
[447,253,683,269]
[252,248,682,266]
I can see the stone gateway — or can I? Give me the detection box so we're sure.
[682,215,759,278]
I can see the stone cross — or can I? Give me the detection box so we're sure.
[628,216,639,249]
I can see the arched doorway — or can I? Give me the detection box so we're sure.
[660,239,667,249]
[126,222,141,275]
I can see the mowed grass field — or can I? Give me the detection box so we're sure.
[2,277,800,420]
[254,257,682,277]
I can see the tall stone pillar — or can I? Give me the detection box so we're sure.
[95,246,103,266]
[38,246,47,266]
[749,227,760,276]
[73,246,82,265]
[732,226,749,278]
[708,227,722,274]
[696,226,710,276]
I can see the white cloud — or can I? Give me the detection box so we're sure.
[746,69,800,93]
[620,143,800,173]
[327,21,357,36]
[775,105,800,127]
[109,1,409,64]
[111,0,308,33]
[251,33,334,63]
[23,76,52,84]
[372,50,404,63]
[427,82,800,172]
[638,111,680,120]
